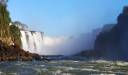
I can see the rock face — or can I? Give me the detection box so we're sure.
[0,2,41,61]
[95,6,128,60]
[0,40,41,61]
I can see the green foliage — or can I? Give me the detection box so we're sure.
[0,3,12,45]
[0,3,21,47]
[9,25,21,47]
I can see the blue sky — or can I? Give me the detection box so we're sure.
[7,0,128,37]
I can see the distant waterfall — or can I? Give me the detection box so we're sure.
[20,30,43,54]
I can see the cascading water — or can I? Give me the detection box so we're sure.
[20,30,43,54]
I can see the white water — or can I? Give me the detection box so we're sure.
[20,30,43,54]
[0,60,128,75]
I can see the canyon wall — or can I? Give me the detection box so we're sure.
[95,6,128,60]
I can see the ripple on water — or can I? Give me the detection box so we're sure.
[115,61,128,66]
[0,60,128,75]
[81,68,100,72]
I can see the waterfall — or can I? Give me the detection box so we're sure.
[20,30,43,54]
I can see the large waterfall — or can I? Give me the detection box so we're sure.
[20,30,43,54]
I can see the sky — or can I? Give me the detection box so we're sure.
[7,0,128,37]
[6,0,128,55]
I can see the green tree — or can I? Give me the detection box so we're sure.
[0,2,11,44]
[9,25,21,47]
[0,1,22,47]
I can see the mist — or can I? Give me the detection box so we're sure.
[40,29,101,56]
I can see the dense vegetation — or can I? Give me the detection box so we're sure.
[9,25,21,47]
[0,2,12,45]
[0,0,21,46]
[0,1,41,61]
[0,20,40,61]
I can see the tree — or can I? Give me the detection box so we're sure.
[9,25,21,47]
[0,3,11,45]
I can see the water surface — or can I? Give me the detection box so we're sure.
[0,60,128,75]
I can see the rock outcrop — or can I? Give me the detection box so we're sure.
[0,40,41,61]
[0,1,41,61]
[95,6,128,60]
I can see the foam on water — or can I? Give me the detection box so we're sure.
[0,60,128,75]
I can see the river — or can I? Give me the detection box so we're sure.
[0,60,128,75]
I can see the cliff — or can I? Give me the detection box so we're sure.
[0,2,12,45]
[0,1,41,61]
[95,6,128,60]
[0,40,41,61]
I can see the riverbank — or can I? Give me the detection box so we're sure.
[0,41,41,61]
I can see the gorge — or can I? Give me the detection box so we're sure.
[95,6,128,60]
[75,6,128,61]
[1,0,128,61]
